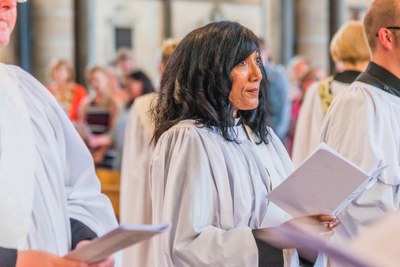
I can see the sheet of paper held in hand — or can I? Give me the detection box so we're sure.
[64,223,170,264]
[266,142,387,217]
[273,211,400,267]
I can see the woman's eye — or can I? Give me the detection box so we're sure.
[238,61,247,66]
[255,57,262,66]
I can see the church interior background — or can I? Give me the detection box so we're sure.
[1,0,369,86]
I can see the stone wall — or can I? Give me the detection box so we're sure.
[296,0,330,71]
[91,0,264,84]
[31,0,74,84]
[0,0,372,84]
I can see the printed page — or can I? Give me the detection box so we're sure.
[64,224,170,264]
[266,142,386,217]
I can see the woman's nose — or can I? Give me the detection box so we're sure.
[250,62,262,81]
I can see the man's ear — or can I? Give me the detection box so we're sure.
[377,28,397,50]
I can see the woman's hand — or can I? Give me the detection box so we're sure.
[16,250,88,267]
[282,214,340,241]
[311,214,340,230]
[252,214,340,249]
[76,240,115,267]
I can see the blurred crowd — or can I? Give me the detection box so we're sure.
[45,38,333,171]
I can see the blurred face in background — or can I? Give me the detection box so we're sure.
[126,78,143,100]
[117,58,134,76]
[0,0,17,47]
[52,64,71,84]
[294,59,309,81]
[88,70,109,96]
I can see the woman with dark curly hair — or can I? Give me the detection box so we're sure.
[150,21,338,267]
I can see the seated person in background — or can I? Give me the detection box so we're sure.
[113,47,135,90]
[47,58,88,123]
[0,1,120,266]
[104,64,131,110]
[150,21,339,267]
[292,20,370,166]
[78,65,120,169]
[286,55,310,102]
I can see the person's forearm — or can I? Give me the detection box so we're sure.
[0,247,17,267]
[70,218,98,250]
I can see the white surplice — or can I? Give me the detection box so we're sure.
[292,80,350,167]
[321,81,400,250]
[120,93,156,267]
[0,64,120,264]
[150,120,301,267]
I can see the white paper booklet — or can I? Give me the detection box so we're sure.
[274,212,400,267]
[64,223,170,264]
[266,142,386,217]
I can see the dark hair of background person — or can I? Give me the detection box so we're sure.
[127,70,155,95]
[152,21,270,144]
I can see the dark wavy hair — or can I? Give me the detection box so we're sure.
[152,21,270,144]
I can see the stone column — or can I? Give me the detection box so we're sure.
[265,0,283,64]
[74,0,89,85]
[296,0,330,71]
[30,0,74,84]
[281,0,295,65]
[163,0,172,38]
[329,0,345,72]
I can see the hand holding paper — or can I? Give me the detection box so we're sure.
[64,224,170,264]
[253,214,339,249]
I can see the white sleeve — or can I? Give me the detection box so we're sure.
[292,83,324,167]
[10,65,121,265]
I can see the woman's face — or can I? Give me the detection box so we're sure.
[0,0,17,47]
[229,51,263,117]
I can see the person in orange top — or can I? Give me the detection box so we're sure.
[47,58,88,122]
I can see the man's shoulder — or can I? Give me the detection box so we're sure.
[2,63,26,77]
[2,64,42,88]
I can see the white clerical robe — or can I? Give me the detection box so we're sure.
[292,80,350,167]
[150,120,301,267]
[320,81,400,260]
[0,64,120,265]
[120,93,156,267]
